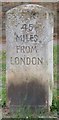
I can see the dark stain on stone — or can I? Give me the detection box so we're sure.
[7,79,48,107]
[31,10,39,18]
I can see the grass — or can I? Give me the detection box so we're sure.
[2,50,6,107]
[53,45,57,82]
[0,44,59,118]
[52,45,59,116]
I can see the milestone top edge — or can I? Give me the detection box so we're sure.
[6,4,53,16]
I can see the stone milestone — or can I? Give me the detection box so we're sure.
[6,4,54,109]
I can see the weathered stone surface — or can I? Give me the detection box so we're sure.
[6,4,54,108]
[1,2,58,43]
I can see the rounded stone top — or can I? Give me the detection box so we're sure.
[6,4,53,16]
[6,4,54,26]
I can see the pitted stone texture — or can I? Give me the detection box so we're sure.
[6,4,54,108]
